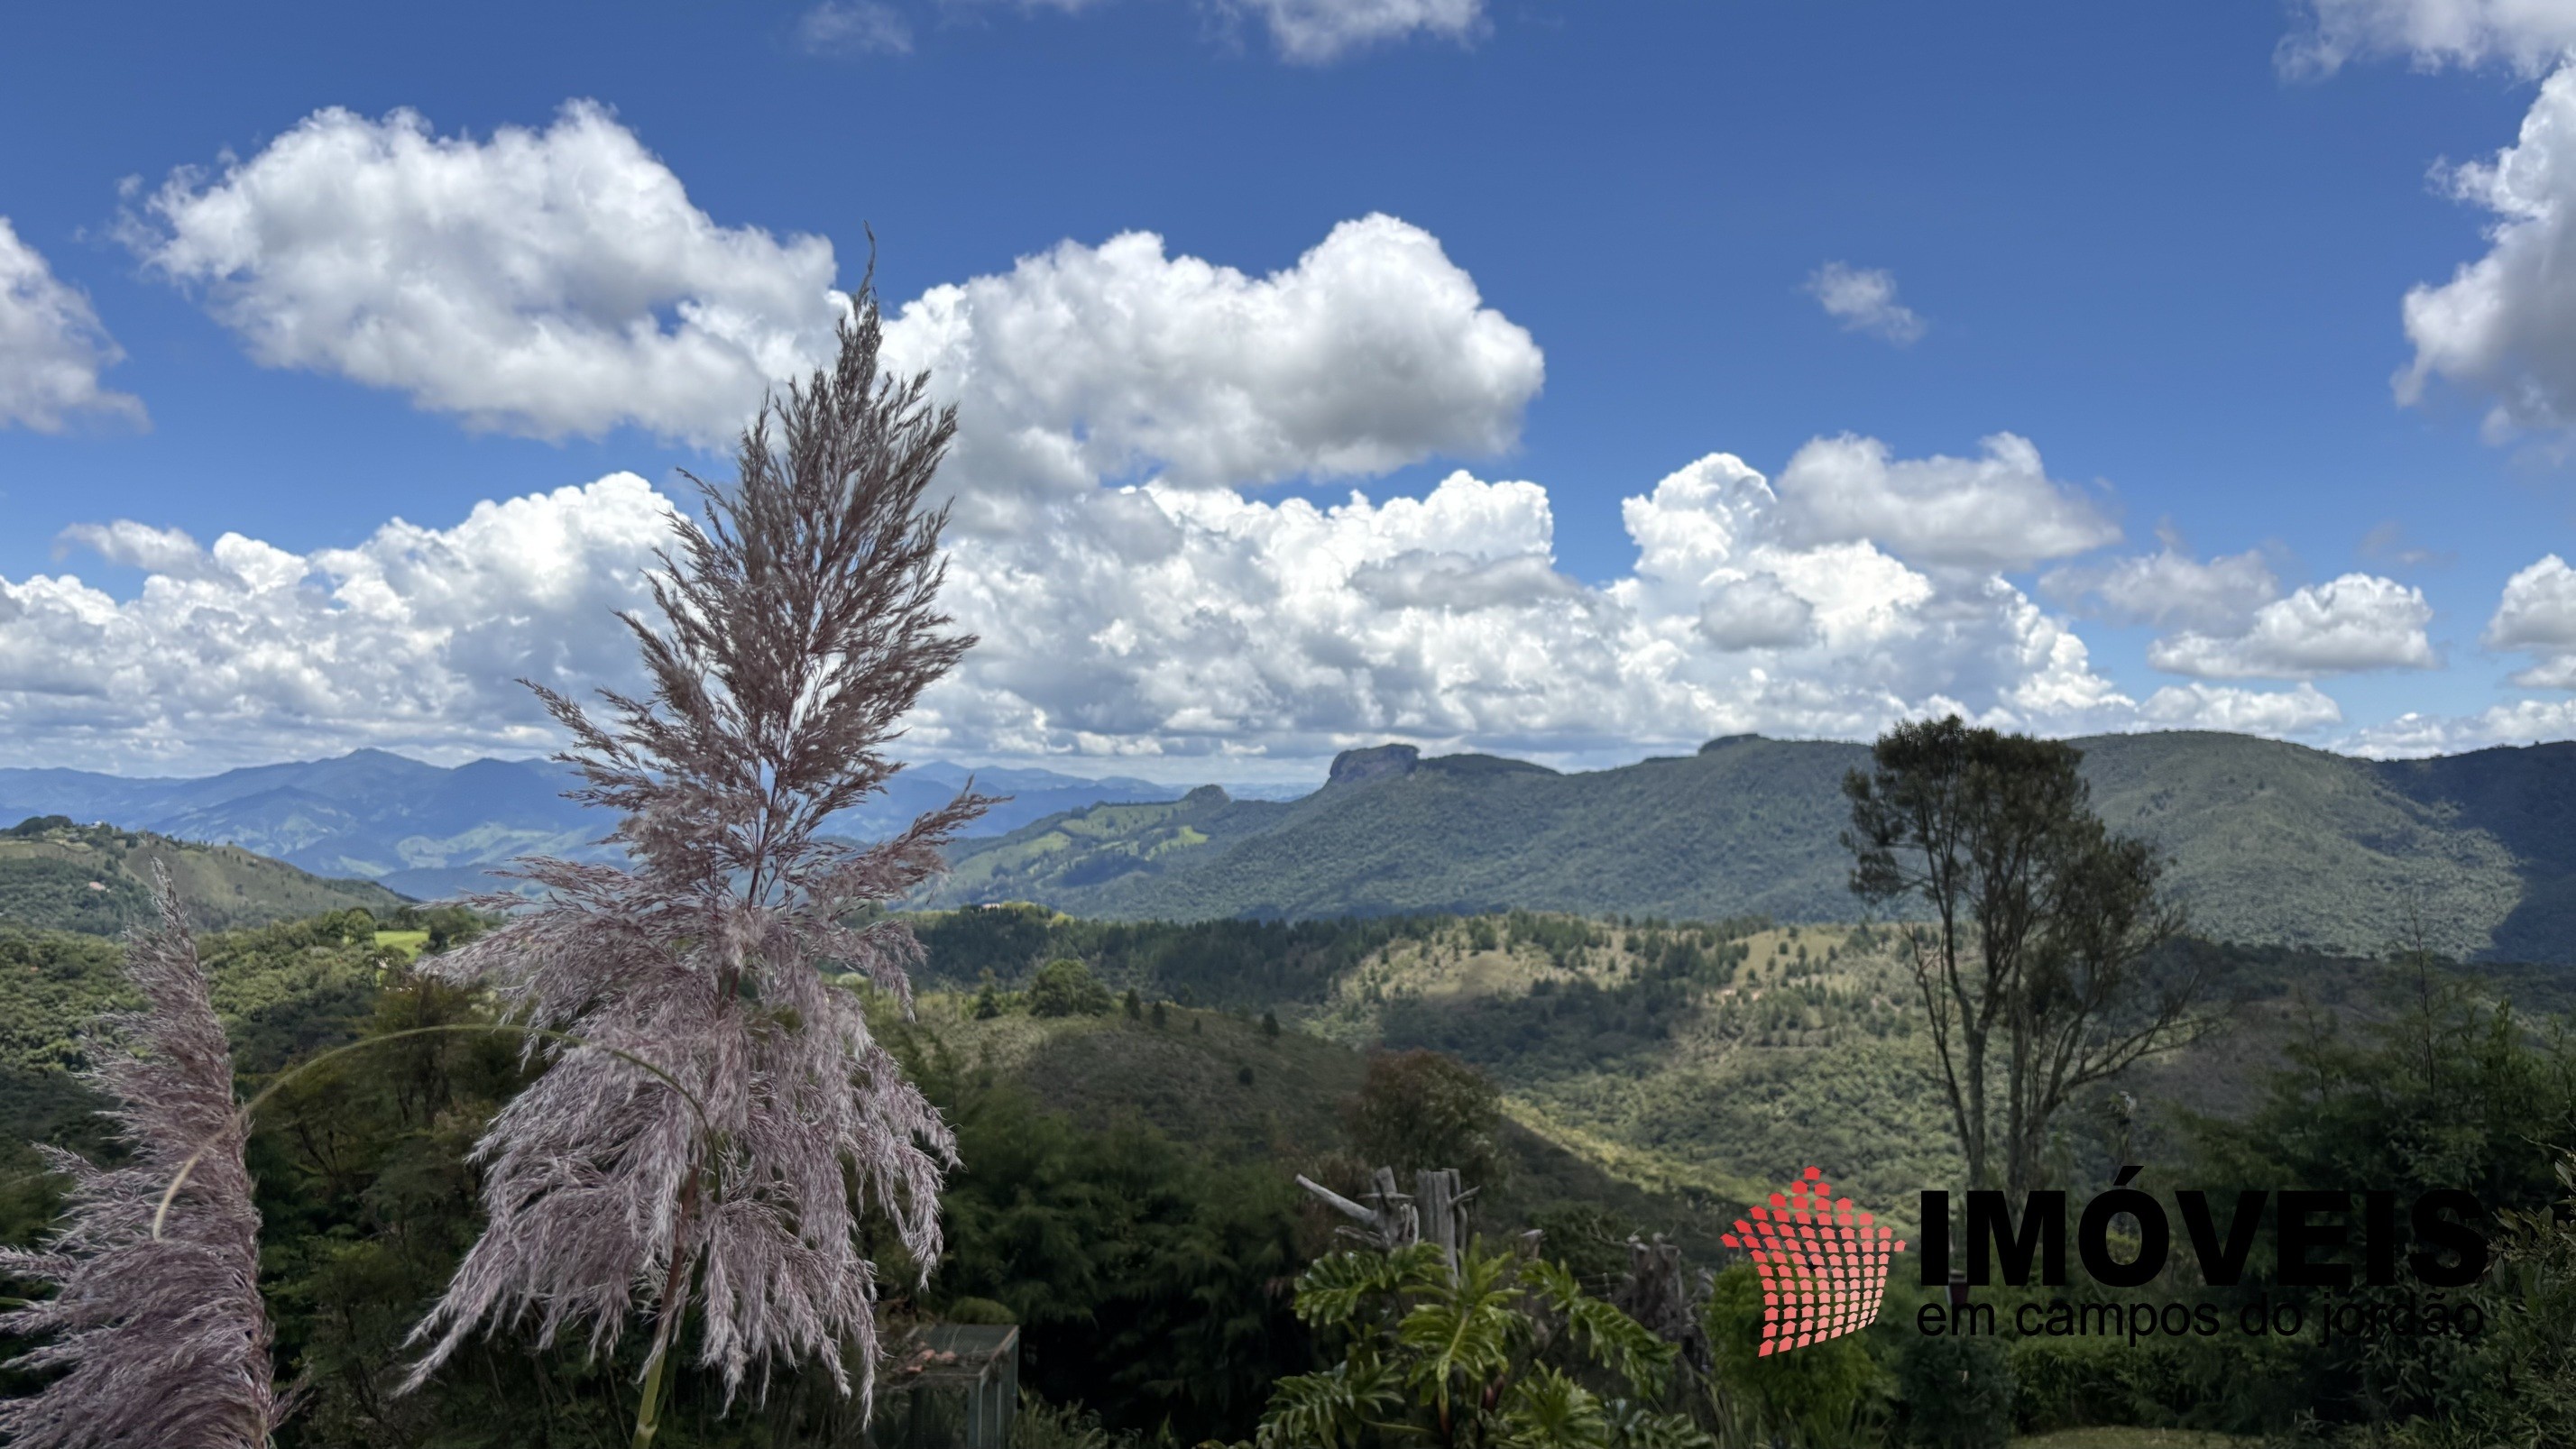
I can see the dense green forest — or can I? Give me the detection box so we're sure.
[2,896,2571,1445]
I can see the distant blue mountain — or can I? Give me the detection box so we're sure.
[0,750,1303,901]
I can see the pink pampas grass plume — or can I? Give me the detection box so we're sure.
[0,867,283,1448]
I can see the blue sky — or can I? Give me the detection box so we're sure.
[5,0,2576,781]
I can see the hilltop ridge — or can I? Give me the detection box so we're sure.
[925,730,2576,963]
[18,731,2575,961]
[0,817,409,935]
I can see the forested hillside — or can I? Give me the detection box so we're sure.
[927,731,2576,961]
[4,894,2568,1444]
[0,904,1718,1443]
[906,904,2452,1233]
[0,817,408,935]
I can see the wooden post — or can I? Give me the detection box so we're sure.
[1416,1169,1458,1281]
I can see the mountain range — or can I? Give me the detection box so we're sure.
[0,750,1293,901]
[924,732,2576,964]
[10,731,2573,963]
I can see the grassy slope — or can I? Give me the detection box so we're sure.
[902,911,1966,1242]
[933,733,2576,961]
[0,821,409,935]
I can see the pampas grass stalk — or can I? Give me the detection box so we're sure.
[0,867,283,1449]
[399,272,989,1446]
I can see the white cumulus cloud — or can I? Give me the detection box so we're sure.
[2346,697,2576,755]
[1806,262,1926,345]
[883,215,1543,515]
[1697,576,1817,651]
[12,122,2360,771]
[2,440,2352,772]
[1770,433,2119,572]
[2486,552,2576,684]
[126,102,845,445]
[2396,65,2576,438]
[0,218,144,433]
[53,520,216,579]
[2282,0,2576,76]
[2140,682,2345,735]
[2148,573,2439,680]
[2042,547,2282,632]
[127,102,1540,481]
[2,476,671,770]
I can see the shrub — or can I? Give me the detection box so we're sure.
[1340,1048,1506,1188]
[1028,958,1113,1017]
[1895,1328,2013,1449]
[2006,1331,2129,1435]
[1259,1241,1697,1449]
[1700,1262,1888,1446]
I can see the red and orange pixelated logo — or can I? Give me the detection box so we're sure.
[1720,1166,1905,1356]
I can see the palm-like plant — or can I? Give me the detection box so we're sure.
[399,280,989,1445]
[1260,1240,1708,1449]
[0,870,283,1449]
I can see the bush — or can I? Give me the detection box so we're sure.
[1895,1328,2013,1449]
[1260,1241,1697,1449]
[2006,1331,2130,1435]
[1701,1262,1888,1446]
[1526,1203,1634,1291]
[1027,958,1113,1017]
[921,1078,1311,1441]
[1340,1047,1506,1188]
[2369,1149,2576,1447]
